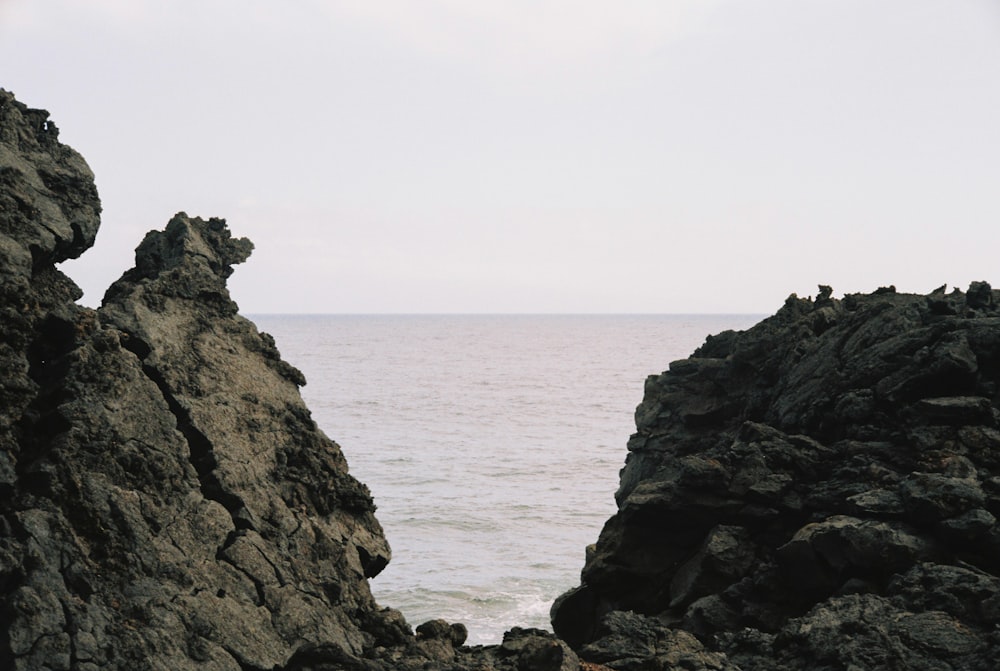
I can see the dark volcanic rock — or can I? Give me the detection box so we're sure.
[7,87,1000,671]
[0,88,613,671]
[553,284,1000,669]
[0,88,410,670]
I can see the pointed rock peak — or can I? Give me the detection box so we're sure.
[133,212,253,280]
[102,213,253,316]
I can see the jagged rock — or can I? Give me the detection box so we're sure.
[554,283,1000,669]
[0,88,101,501]
[8,88,1000,671]
[776,516,939,599]
[767,594,993,671]
[0,89,406,671]
[579,611,736,671]
[0,88,613,671]
[495,628,578,671]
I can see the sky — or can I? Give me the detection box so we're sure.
[2,0,999,313]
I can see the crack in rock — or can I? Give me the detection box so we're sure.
[119,333,252,537]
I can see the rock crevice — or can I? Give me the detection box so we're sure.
[126,338,252,535]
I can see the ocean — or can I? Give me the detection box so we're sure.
[252,314,763,645]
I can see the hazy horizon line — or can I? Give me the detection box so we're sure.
[246,311,770,317]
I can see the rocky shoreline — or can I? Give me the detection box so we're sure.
[2,89,998,670]
[552,282,1000,669]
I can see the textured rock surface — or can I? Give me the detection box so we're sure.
[0,88,409,670]
[6,87,1000,670]
[0,88,620,671]
[553,284,1000,669]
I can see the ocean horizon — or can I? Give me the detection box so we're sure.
[252,313,764,644]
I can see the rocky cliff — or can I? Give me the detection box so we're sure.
[3,88,1000,671]
[0,88,406,670]
[0,90,585,671]
[553,284,1000,669]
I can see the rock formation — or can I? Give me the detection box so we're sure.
[4,87,1000,670]
[0,87,406,670]
[0,90,581,671]
[553,284,1000,669]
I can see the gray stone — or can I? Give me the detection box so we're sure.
[7,87,1000,671]
[555,280,1000,669]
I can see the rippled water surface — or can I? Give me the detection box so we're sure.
[252,314,762,644]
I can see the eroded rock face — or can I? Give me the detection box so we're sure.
[0,88,101,496]
[553,284,1000,669]
[0,88,620,671]
[0,89,405,671]
[6,87,1000,671]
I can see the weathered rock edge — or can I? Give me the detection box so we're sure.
[1,87,400,670]
[553,283,1000,669]
[0,89,587,671]
[5,87,1000,671]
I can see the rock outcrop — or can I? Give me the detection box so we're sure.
[4,87,1000,670]
[0,89,599,671]
[0,88,406,670]
[553,284,1000,669]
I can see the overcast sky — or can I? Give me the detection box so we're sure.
[2,1,999,313]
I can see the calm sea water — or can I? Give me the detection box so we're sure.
[252,314,762,645]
